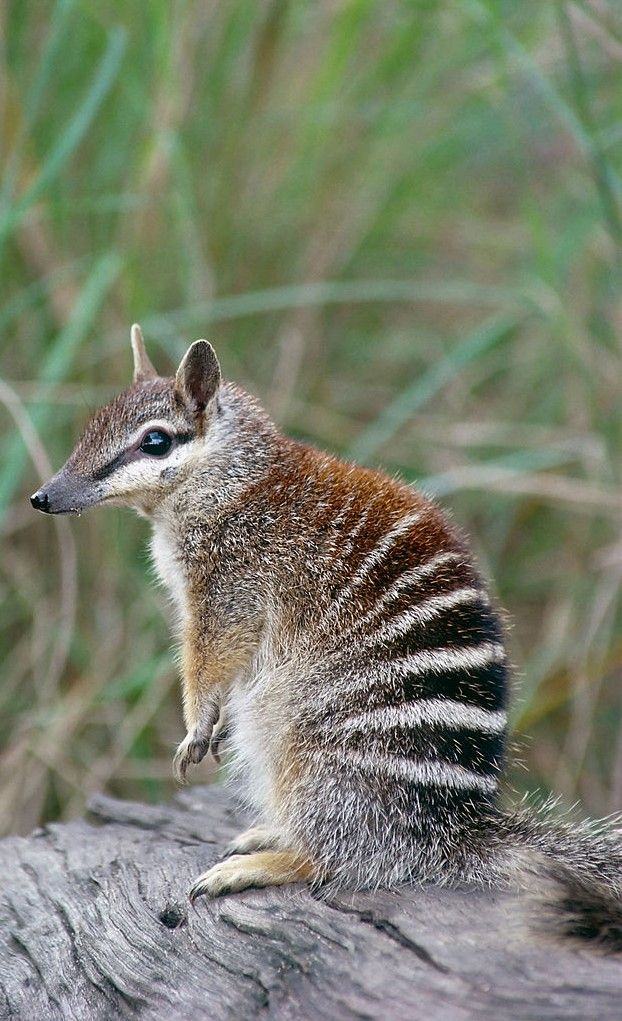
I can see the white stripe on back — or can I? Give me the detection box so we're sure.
[350,551,465,632]
[313,642,506,717]
[331,505,371,562]
[391,642,506,678]
[339,699,507,735]
[361,587,484,648]
[340,748,498,793]
[325,510,424,624]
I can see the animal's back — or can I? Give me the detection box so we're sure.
[225,437,509,890]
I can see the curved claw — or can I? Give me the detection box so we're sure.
[173,732,211,783]
[188,876,208,903]
[188,855,247,901]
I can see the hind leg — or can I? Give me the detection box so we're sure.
[189,850,316,900]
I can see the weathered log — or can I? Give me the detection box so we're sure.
[1,784,621,1020]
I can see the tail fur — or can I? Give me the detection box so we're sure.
[497,801,622,952]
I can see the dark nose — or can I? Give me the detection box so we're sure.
[30,490,50,512]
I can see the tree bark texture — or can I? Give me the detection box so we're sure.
[1,784,621,1020]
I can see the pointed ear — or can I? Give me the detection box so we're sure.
[175,340,221,414]
[130,324,158,383]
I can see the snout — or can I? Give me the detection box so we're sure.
[30,489,50,513]
[28,468,97,515]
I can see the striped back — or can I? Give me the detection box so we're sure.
[314,495,507,812]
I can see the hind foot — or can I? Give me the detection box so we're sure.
[189,850,315,900]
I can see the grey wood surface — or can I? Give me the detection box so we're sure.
[1,784,621,1020]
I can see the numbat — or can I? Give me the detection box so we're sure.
[31,325,622,948]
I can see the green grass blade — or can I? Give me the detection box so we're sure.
[141,280,536,348]
[0,252,122,516]
[474,0,622,202]
[0,257,91,336]
[421,446,582,497]
[0,0,77,208]
[348,312,526,463]
[0,25,127,245]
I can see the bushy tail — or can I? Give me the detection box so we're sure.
[497,801,622,952]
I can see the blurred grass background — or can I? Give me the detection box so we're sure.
[2,0,622,835]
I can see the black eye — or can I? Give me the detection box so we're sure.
[140,429,173,457]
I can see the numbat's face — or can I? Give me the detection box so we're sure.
[30,328,222,517]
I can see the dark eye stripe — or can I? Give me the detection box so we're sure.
[92,429,195,481]
[92,449,128,482]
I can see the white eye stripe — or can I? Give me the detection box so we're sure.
[95,445,188,493]
[94,430,196,487]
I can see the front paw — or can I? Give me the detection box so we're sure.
[173,731,211,782]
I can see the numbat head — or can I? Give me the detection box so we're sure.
[30,325,234,516]
[30,325,622,952]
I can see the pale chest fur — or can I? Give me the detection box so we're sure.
[225,654,303,833]
[149,518,188,621]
